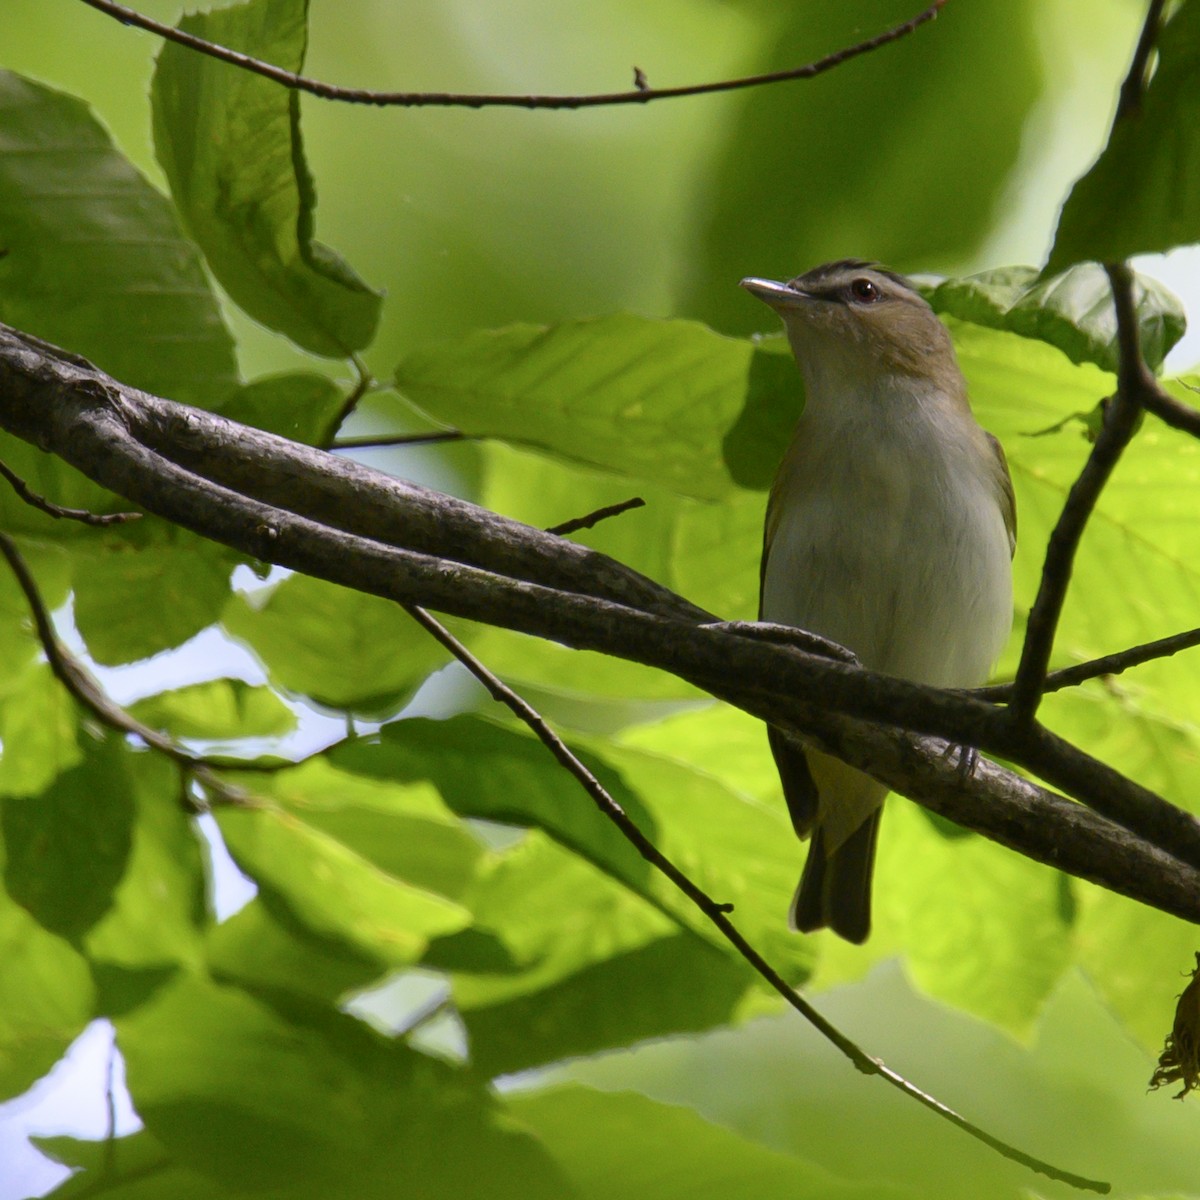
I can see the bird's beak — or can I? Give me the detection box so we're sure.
[739,277,811,311]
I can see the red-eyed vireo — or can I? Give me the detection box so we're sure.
[741,261,1016,943]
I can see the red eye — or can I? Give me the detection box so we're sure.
[850,277,880,302]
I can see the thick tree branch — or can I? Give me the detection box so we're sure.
[79,0,948,110]
[2,322,1200,922]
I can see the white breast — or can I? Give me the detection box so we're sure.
[761,386,1012,690]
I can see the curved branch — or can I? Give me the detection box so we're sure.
[1,321,1199,920]
[79,0,948,110]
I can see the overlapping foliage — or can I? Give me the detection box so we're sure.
[3,0,1200,1197]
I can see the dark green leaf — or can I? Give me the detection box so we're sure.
[395,315,755,500]
[151,0,381,357]
[0,71,237,408]
[217,372,346,445]
[222,573,446,711]
[116,973,571,1198]
[922,264,1185,373]
[83,753,208,978]
[73,535,235,665]
[1048,1,1200,271]
[2,732,134,942]
[130,679,296,740]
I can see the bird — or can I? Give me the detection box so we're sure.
[740,261,1015,943]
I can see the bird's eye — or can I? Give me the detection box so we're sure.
[849,277,881,303]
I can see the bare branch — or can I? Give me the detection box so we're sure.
[79,0,948,111]
[1008,264,1154,721]
[0,458,140,525]
[403,603,1108,1193]
[978,625,1200,701]
[546,496,646,536]
[2,320,1200,915]
[331,431,468,451]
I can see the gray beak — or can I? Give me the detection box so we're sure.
[739,277,810,310]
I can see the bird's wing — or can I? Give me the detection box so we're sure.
[986,431,1017,556]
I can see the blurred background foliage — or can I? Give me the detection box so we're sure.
[3,0,1200,1197]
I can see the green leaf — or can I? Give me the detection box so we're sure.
[116,973,570,1198]
[129,679,296,741]
[73,534,236,666]
[923,264,1186,374]
[222,573,447,711]
[216,802,470,968]
[34,1130,218,1199]
[0,661,80,796]
[1,731,134,943]
[395,314,755,500]
[686,0,1041,332]
[207,899,384,1004]
[83,753,207,981]
[510,1084,907,1200]
[151,0,381,358]
[333,715,811,984]
[1048,1,1200,271]
[217,372,346,445]
[427,831,751,1076]
[0,892,93,1102]
[0,71,237,409]
[242,757,485,903]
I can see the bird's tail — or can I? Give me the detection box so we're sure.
[789,807,882,944]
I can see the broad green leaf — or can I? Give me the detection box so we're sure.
[427,831,752,1076]
[207,899,384,1004]
[0,893,93,1102]
[241,757,484,903]
[686,0,1041,332]
[1048,1,1200,271]
[0,660,80,796]
[216,803,469,968]
[333,715,811,983]
[223,573,447,712]
[510,1084,907,1200]
[130,679,296,741]
[83,753,207,982]
[73,534,236,666]
[0,71,236,409]
[34,1130,219,1200]
[1,732,134,943]
[217,372,346,445]
[116,973,569,1198]
[923,264,1186,374]
[151,0,381,358]
[395,315,755,500]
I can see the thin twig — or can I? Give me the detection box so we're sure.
[331,431,468,451]
[1142,386,1200,439]
[546,496,646,536]
[402,602,1107,1193]
[80,0,949,110]
[1007,264,1152,722]
[1116,0,1167,122]
[978,625,1200,701]
[0,458,140,525]
[320,355,375,450]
